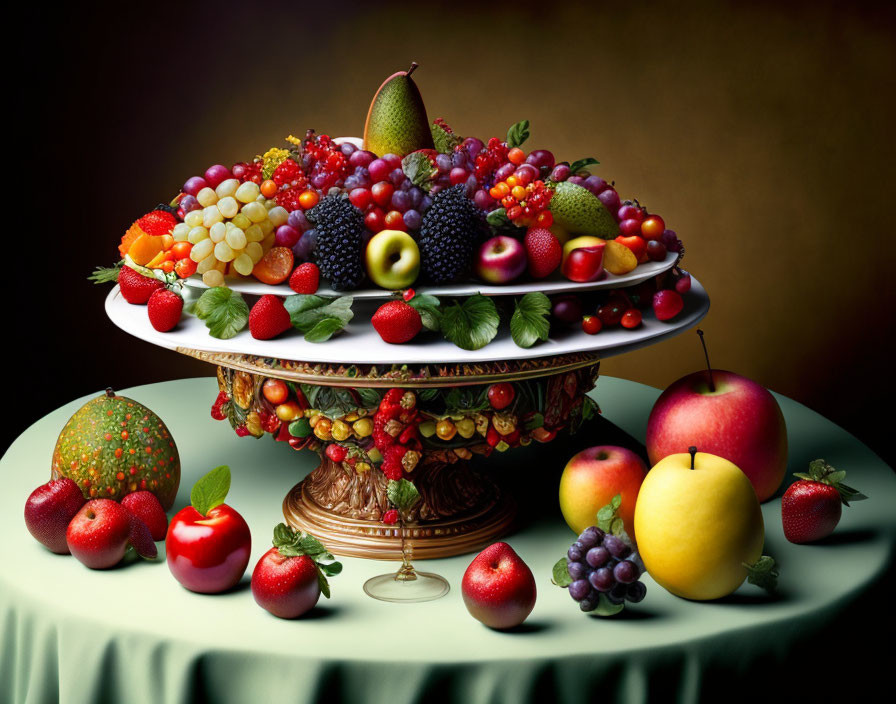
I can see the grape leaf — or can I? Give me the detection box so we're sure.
[506,119,531,149]
[190,465,231,517]
[440,294,500,351]
[510,292,551,349]
[552,557,573,587]
[194,287,250,339]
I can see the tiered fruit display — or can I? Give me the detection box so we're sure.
[102,64,695,349]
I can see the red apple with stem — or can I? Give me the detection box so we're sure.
[462,542,537,629]
[166,465,251,593]
[24,478,86,553]
[646,330,788,502]
[251,523,342,619]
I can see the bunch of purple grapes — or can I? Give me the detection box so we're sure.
[429,138,482,197]
[566,526,646,612]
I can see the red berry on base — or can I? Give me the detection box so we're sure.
[325,444,348,463]
[487,383,515,410]
[249,295,292,340]
[147,289,183,332]
[402,288,416,301]
[652,290,684,321]
[121,491,169,541]
[289,262,320,294]
[382,509,399,525]
[371,301,422,344]
[523,227,562,279]
[582,315,602,334]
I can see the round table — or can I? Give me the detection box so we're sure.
[2,377,893,704]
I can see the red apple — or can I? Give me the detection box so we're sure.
[558,446,647,538]
[66,499,157,569]
[166,504,251,593]
[24,478,86,553]
[462,542,536,629]
[646,370,788,502]
[475,236,527,284]
[561,245,605,282]
[252,549,321,618]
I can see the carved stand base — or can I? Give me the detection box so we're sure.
[283,455,516,560]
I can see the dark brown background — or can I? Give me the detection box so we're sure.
[5,0,895,469]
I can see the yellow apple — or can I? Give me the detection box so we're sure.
[634,450,764,600]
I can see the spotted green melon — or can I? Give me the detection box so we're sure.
[550,181,620,238]
[51,388,180,509]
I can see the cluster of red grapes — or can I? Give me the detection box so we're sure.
[566,526,647,611]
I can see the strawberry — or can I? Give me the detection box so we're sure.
[371,301,422,344]
[121,491,168,541]
[118,265,164,304]
[249,294,291,340]
[524,227,562,279]
[781,459,867,544]
[289,262,320,294]
[146,288,183,332]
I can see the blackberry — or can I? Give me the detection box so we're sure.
[154,203,178,216]
[307,195,365,291]
[419,185,481,284]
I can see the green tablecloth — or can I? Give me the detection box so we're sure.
[2,377,893,704]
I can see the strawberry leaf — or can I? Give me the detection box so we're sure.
[510,292,551,349]
[744,555,778,592]
[285,294,354,333]
[190,465,231,517]
[194,287,250,339]
[440,294,500,350]
[304,316,346,342]
[407,293,442,332]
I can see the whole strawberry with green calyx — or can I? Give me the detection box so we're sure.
[251,523,342,619]
[782,459,867,544]
[147,288,183,332]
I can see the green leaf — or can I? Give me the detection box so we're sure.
[552,557,573,587]
[194,287,250,339]
[510,292,551,349]
[588,593,625,617]
[744,555,778,592]
[190,465,231,517]
[485,208,525,232]
[401,151,437,191]
[524,412,544,430]
[89,260,123,284]
[356,387,382,408]
[506,119,530,149]
[317,569,331,599]
[270,523,342,598]
[431,120,463,154]
[440,294,500,351]
[284,295,354,333]
[387,478,420,513]
[304,317,346,342]
[611,494,622,510]
[407,293,442,332]
[569,157,600,174]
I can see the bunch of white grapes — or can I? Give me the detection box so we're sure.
[170,179,289,287]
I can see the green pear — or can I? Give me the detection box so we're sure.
[363,63,434,157]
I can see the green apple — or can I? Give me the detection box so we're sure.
[634,450,764,601]
[364,229,420,289]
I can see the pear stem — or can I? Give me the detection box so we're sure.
[689,446,697,470]
[697,329,716,392]
[406,62,419,77]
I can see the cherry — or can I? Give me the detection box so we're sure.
[582,315,602,335]
[364,207,386,232]
[641,215,666,240]
[597,303,625,327]
[487,383,515,410]
[621,309,642,329]
[646,240,668,261]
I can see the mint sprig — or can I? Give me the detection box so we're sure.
[190,465,231,517]
[510,292,551,349]
[440,294,500,350]
[506,119,530,149]
[89,260,123,284]
[272,523,343,598]
[194,286,250,339]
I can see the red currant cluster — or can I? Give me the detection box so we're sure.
[490,177,554,226]
[303,130,349,191]
[474,137,510,183]
[372,389,422,480]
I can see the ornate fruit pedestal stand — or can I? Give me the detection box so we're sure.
[105,262,710,563]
